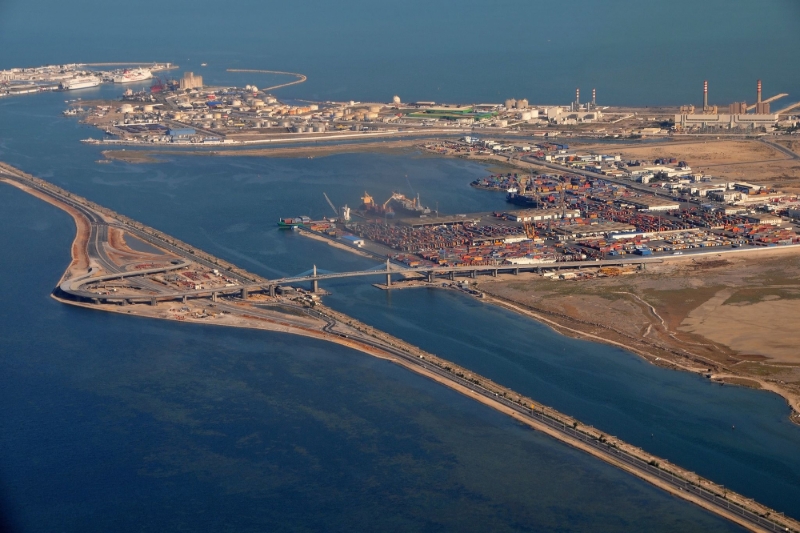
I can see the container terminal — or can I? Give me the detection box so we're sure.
[281,159,800,279]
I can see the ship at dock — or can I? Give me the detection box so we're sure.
[112,68,153,84]
[277,216,310,228]
[60,76,101,90]
[359,191,431,219]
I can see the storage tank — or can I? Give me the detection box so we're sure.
[279,120,291,128]
[312,123,326,132]
[505,98,516,109]
[516,99,529,109]
[365,112,379,120]
[520,111,532,120]
[369,105,381,113]
[253,99,265,107]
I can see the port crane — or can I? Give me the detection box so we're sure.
[323,192,338,218]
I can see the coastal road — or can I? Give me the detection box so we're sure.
[315,311,794,533]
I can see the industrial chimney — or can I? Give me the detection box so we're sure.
[592,88,596,106]
[576,87,580,105]
[703,80,708,110]
[757,79,762,103]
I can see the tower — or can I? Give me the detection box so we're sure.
[703,80,708,110]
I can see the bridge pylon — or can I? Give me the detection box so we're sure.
[311,264,319,293]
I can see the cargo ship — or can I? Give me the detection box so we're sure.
[112,68,153,84]
[277,216,310,228]
[60,76,101,90]
[360,191,431,219]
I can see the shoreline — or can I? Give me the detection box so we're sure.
[3,163,799,532]
[49,291,792,533]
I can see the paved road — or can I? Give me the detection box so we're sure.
[760,138,800,160]
[312,310,794,533]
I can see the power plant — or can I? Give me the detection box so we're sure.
[675,79,780,130]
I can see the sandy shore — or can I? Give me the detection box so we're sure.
[101,138,426,163]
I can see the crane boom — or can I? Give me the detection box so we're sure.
[323,192,339,217]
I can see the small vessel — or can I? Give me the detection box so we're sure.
[60,76,101,90]
[112,68,153,84]
[200,63,208,67]
[278,216,310,228]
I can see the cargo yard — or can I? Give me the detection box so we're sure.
[279,162,800,275]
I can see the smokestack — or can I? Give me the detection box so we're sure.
[592,88,596,105]
[703,80,708,109]
[576,87,580,105]
[757,79,762,103]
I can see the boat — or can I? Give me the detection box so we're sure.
[278,216,310,228]
[386,192,431,218]
[361,191,432,219]
[60,76,101,90]
[112,68,153,84]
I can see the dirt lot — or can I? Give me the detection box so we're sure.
[478,248,800,419]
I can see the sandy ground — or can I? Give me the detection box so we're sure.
[101,139,423,163]
[479,247,800,421]
[680,288,800,363]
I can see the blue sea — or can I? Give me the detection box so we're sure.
[1,1,800,531]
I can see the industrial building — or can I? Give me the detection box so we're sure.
[179,71,203,90]
[504,208,581,222]
[675,79,778,129]
[623,197,680,212]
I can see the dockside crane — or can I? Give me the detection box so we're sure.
[323,192,339,219]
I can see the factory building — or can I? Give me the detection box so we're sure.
[676,79,778,129]
[179,72,203,90]
[623,197,680,212]
[674,113,778,129]
[504,208,580,222]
